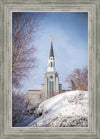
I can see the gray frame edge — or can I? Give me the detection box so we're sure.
[0,0,100,139]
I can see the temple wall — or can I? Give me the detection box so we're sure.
[25,90,42,105]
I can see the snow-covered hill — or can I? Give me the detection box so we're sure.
[28,90,88,127]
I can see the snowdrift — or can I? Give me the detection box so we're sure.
[28,90,88,127]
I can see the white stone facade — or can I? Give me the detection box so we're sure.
[47,57,56,72]
[42,71,62,99]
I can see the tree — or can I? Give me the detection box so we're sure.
[70,79,77,90]
[66,67,88,91]
[12,12,43,88]
[12,88,26,126]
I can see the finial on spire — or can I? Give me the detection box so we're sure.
[49,36,54,58]
[51,36,53,43]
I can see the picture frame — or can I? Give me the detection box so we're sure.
[0,0,100,139]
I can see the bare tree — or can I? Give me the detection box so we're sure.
[70,79,77,90]
[66,67,88,91]
[12,88,26,126]
[12,12,43,88]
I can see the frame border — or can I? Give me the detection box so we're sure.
[0,0,99,139]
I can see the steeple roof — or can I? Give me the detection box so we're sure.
[49,42,54,57]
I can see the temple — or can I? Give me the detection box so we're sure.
[26,36,63,105]
[41,36,62,99]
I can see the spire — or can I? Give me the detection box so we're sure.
[49,36,54,57]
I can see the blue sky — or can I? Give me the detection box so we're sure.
[23,12,88,90]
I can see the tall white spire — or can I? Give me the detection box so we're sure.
[47,36,56,72]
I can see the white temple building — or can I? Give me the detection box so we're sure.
[26,37,63,105]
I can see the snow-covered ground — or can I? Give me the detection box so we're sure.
[28,90,88,127]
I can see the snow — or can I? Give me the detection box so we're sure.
[28,90,88,127]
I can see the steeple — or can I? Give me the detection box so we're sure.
[47,36,56,72]
[49,36,54,58]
